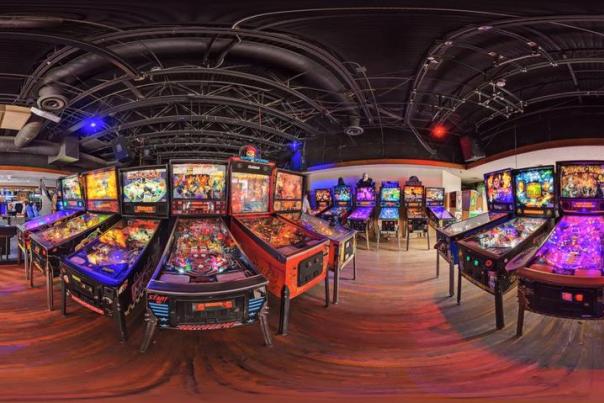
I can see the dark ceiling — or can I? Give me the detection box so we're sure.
[0,0,603,169]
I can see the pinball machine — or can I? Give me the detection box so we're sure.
[320,184,352,225]
[228,145,330,335]
[17,174,85,280]
[277,177,356,304]
[456,167,554,329]
[313,189,332,215]
[376,181,401,249]
[347,186,376,250]
[425,187,456,229]
[60,165,169,341]
[273,169,304,221]
[29,167,120,310]
[511,161,604,336]
[403,177,429,251]
[140,161,271,351]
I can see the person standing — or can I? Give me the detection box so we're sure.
[302,191,313,214]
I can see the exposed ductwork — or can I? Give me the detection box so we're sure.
[0,16,63,29]
[14,117,44,148]
[37,37,361,128]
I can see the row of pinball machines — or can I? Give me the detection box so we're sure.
[16,145,359,350]
[435,164,578,330]
[312,180,450,250]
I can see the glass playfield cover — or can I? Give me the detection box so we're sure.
[66,219,159,284]
[32,213,113,249]
[440,212,509,238]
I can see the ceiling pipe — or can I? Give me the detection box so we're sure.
[14,116,44,148]
[37,37,360,129]
[0,137,112,167]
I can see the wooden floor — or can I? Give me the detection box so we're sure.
[2,232,604,402]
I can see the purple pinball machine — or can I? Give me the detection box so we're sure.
[457,166,554,329]
[140,160,271,351]
[511,161,604,336]
[425,187,456,229]
[17,174,85,280]
[60,165,169,341]
[347,186,376,249]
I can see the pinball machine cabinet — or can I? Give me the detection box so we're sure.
[141,160,271,351]
[228,150,329,336]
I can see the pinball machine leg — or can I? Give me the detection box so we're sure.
[324,270,330,307]
[436,251,440,278]
[61,278,67,316]
[449,259,455,298]
[115,302,128,342]
[46,261,54,311]
[376,226,380,250]
[365,226,369,250]
[516,293,525,337]
[426,228,430,250]
[406,228,410,251]
[352,255,357,281]
[456,262,462,304]
[140,312,158,353]
[495,290,505,329]
[30,259,34,288]
[258,308,272,347]
[278,286,290,336]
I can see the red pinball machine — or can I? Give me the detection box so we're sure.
[313,189,332,215]
[228,145,330,335]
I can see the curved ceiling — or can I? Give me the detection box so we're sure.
[0,1,603,169]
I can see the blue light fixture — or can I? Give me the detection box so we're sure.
[80,117,105,135]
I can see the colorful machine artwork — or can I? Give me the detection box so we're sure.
[559,164,604,199]
[21,210,79,232]
[35,213,113,249]
[172,163,226,200]
[67,219,159,278]
[159,219,250,283]
[237,216,317,256]
[275,172,303,201]
[315,189,331,203]
[122,168,168,203]
[356,187,376,202]
[530,215,604,275]
[461,217,546,257]
[403,186,424,203]
[485,170,514,204]
[86,170,118,201]
[426,187,444,203]
[514,167,555,208]
[381,187,400,203]
[62,176,83,201]
[334,185,352,202]
[230,172,270,214]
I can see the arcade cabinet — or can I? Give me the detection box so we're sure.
[512,161,604,336]
[313,189,332,215]
[425,187,456,228]
[17,174,85,280]
[403,177,429,251]
[29,167,120,310]
[277,173,356,304]
[457,166,553,329]
[61,165,169,341]
[320,183,352,225]
[228,145,330,335]
[376,181,402,250]
[140,161,271,351]
[347,186,376,250]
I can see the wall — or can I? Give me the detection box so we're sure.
[306,163,463,194]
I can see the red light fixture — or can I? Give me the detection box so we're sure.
[431,123,448,139]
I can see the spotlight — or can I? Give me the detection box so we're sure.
[431,124,448,139]
[80,117,105,135]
